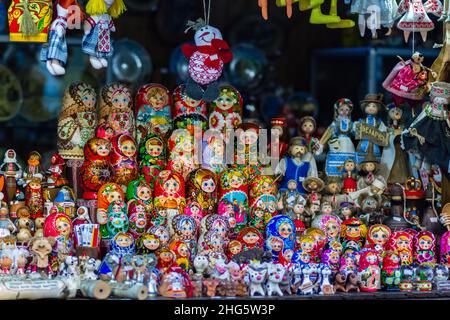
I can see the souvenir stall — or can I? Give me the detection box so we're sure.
[0,0,450,301]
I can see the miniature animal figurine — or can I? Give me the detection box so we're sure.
[318,264,334,294]
[203,278,220,297]
[334,271,347,292]
[83,258,101,280]
[28,236,57,278]
[346,272,360,292]
[61,255,80,278]
[266,263,285,296]
[248,264,267,296]
[280,265,293,295]
[193,254,209,275]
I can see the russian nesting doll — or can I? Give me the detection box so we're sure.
[366,224,392,256]
[381,251,402,290]
[202,135,226,175]
[172,214,197,257]
[197,214,229,253]
[265,215,296,262]
[340,218,367,252]
[186,168,217,216]
[167,129,198,179]
[97,182,125,238]
[80,137,113,200]
[169,240,191,271]
[172,84,207,135]
[311,213,342,243]
[43,209,73,269]
[25,179,44,219]
[148,225,170,248]
[388,231,414,266]
[237,227,264,251]
[135,83,172,143]
[126,178,153,212]
[234,122,263,180]
[138,133,167,187]
[110,134,139,187]
[57,82,97,159]
[99,82,135,139]
[184,201,204,229]
[249,175,278,221]
[106,200,129,239]
[218,168,249,231]
[358,250,381,292]
[209,85,243,140]
[414,230,436,264]
[127,200,149,240]
[440,231,450,267]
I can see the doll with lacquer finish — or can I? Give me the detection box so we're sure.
[110,134,138,188]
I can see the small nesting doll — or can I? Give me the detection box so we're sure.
[365,224,392,256]
[184,201,204,229]
[440,231,450,267]
[311,213,342,244]
[126,178,152,239]
[57,82,98,159]
[172,214,197,256]
[388,231,414,266]
[202,135,226,175]
[265,215,296,262]
[305,228,327,262]
[237,227,264,252]
[97,182,125,238]
[25,179,44,219]
[135,84,172,142]
[381,251,402,290]
[198,214,229,253]
[136,233,160,255]
[126,178,153,212]
[46,153,69,188]
[358,250,381,292]
[138,133,167,187]
[167,129,198,179]
[218,168,249,232]
[149,225,171,249]
[414,231,436,264]
[172,84,207,135]
[80,137,113,200]
[340,218,367,253]
[106,200,129,239]
[169,240,191,271]
[99,83,135,139]
[249,175,278,223]
[186,168,217,216]
[110,134,139,187]
[209,85,243,141]
[234,122,263,180]
[154,170,186,232]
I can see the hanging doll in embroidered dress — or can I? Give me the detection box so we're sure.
[396,0,443,42]
[82,0,126,70]
[351,0,399,38]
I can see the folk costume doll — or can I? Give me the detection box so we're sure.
[358,250,381,292]
[298,116,322,178]
[23,151,45,183]
[265,215,296,262]
[321,98,356,177]
[138,133,167,186]
[43,209,73,267]
[172,84,207,135]
[351,0,399,38]
[269,117,289,159]
[357,150,386,190]
[353,94,387,164]
[342,159,358,194]
[167,129,198,180]
[414,230,436,263]
[98,83,135,139]
[106,200,129,238]
[209,85,243,140]
[276,137,313,195]
[396,0,443,42]
[25,179,44,219]
[340,218,367,252]
[80,137,112,200]
[82,0,126,69]
[277,179,306,217]
[96,182,124,238]
[322,176,348,210]
[57,82,97,160]
[110,134,138,188]
[46,153,69,188]
[401,82,450,173]
[302,177,325,205]
[186,168,217,216]
[182,18,233,102]
[135,84,172,143]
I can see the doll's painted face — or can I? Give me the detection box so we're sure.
[329,251,340,264]
[155,229,169,245]
[211,140,224,158]
[212,221,227,238]
[399,251,411,263]
[307,181,319,191]
[418,236,433,250]
[189,204,201,217]
[326,220,339,238]
[278,222,293,238]
[96,141,111,157]
[116,234,133,247]
[293,203,305,214]
[210,235,224,249]
[164,178,180,195]
[254,209,264,219]
[341,207,352,219]
[178,243,190,257]
[269,236,284,252]
[157,207,167,218]
[310,204,320,214]
[242,130,258,145]
[112,90,131,109]
[184,95,202,108]
[137,186,151,201]
[389,108,403,121]
[106,191,122,203]
[56,217,71,237]
[143,237,160,250]
[180,221,194,237]
[371,229,389,246]
[346,225,361,238]
[261,181,274,194]
[287,180,297,191]
[300,240,314,253]
[363,162,376,173]
[146,139,163,157]
[81,90,96,108]
[111,203,123,213]
[216,92,237,111]
[390,254,400,264]
[364,103,379,115]
[344,160,356,172]
[147,89,168,111]
[301,120,315,135]
[229,242,242,255]
[120,140,137,158]
[321,204,333,215]
[160,251,174,262]
[338,105,351,117]
[243,231,260,245]
[365,253,378,265]
[397,237,411,250]
[201,178,216,193]
[229,174,243,189]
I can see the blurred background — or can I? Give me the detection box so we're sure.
[0,0,444,166]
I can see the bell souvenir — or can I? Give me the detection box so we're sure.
[186,168,218,217]
[135,83,172,143]
[172,84,207,135]
[110,134,139,188]
[138,133,167,187]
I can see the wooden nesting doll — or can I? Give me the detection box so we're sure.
[148,225,171,248]
[106,200,129,239]
[167,129,199,179]
[126,178,153,239]
[110,134,139,188]
[413,231,436,264]
[186,168,217,216]
[265,215,296,263]
[234,122,263,181]
[138,133,167,187]
[99,82,135,139]
[172,214,198,258]
[172,84,207,135]
[135,83,172,142]
[249,175,278,222]
[25,179,44,219]
[57,82,97,160]
[97,182,125,238]
[387,230,414,266]
[209,85,243,140]
[80,137,113,200]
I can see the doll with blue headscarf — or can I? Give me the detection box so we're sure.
[265,215,295,262]
[98,232,135,280]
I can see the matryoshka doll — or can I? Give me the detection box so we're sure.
[169,240,191,271]
[234,122,263,180]
[80,137,112,200]
[106,200,129,239]
[218,168,249,232]
[358,250,381,292]
[25,179,44,219]
[265,215,295,262]
[202,135,226,175]
[99,83,135,139]
[126,178,153,211]
[440,231,450,267]
[388,231,414,266]
[136,233,160,255]
[293,235,315,263]
[339,251,358,275]
[110,134,139,187]
[154,170,186,231]
[157,248,178,273]
[340,218,367,253]
[381,251,402,291]
[366,224,392,256]
[184,201,203,229]
[209,85,243,141]
[172,84,207,135]
[43,208,73,269]
[311,213,342,244]
[172,214,197,256]
[138,133,167,186]
[167,130,198,179]
[186,168,217,216]
[203,231,226,256]
[97,182,125,238]
[305,227,327,262]
[135,84,172,142]
[249,175,278,222]
[127,200,149,240]
[321,243,342,273]
[149,225,171,249]
[236,227,264,251]
[414,231,436,264]
[57,82,98,160]
[197,214,229,253]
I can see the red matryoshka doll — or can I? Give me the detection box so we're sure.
[388,231,414,266]
[440,231,450,267]
[126,178,153,212]
[135,84,172,143]
[184,201,204,229]
[249,175,278,221]
[99,83,135,139]
[311,213,342,243]
[96,122,115,141]
[366,224,392,256]
[172,84,207,135]
[149,225,171,249]
[237,227,264,251]
[234,122,263,180]
[414,231,436,264]
[43,209,73,265]
[169,240,191,271]
[340,218,367,252]
[227,240,243,260]
[358,250,381,292]
[136,233,160,255]
[127,200,149,240]
[294,219,306,250]
[138,133,167,186]
[209,85,243,140]
[186,168,217,216]
[172,214,197,256]
[25,179,44,219]
[110,134,139,187]
[57,82,98,160]
[157,248,178,273]
[305,227,327,262]
[154,170,186,228]
[167,130,198,179]
[97,182,125,238]
[381,251,402,290]
[218,168,249,231]
[80,137,112,200]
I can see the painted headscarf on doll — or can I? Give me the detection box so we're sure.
[387,230,414,253]
[110,232,135,257]
[135,83,171,116]
[366,224,392,250]
[84,137,111,161]
[154,170,185,198]
[172,214,197,240]
[237,227,263,250]
[43,211,73,239]
[414,230,436,263]
[311,214,342,241]
[266,215,295,251]
[138,133,167,166]
[136,233,160,255]
[358,250,379,272]
[97,182,124,211]
[126,178,152,203]
[440,231,450,265]
[110,134,137,165]
[173,84,207,119]
[99,83,133,117]
[382,251,400,271]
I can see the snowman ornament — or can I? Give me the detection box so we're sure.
[182,19,233,102]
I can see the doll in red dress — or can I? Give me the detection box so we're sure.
[110,134,138,188]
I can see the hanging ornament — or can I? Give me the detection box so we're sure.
[350,0,398,38]
[259,0,293,19]
[82,0,127,70]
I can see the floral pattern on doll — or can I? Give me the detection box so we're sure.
[106,200,129,238]
[414,231,436,263]
[265,215,295,262]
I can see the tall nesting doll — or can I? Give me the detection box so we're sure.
[172,84,207,135]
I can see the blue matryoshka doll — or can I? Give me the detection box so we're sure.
[265,215,296,262]
[98,232,136,278]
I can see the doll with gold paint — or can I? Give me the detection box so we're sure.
[167,130,198,180]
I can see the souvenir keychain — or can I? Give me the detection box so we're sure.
[181,0,233,102]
